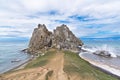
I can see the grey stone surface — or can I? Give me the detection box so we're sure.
[93,50,111,57]
[27,24,83,54]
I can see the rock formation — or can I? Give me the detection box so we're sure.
[53,24,83,50]
[27,24,52,53]
[27,24,83,54]
[93,50,111,57]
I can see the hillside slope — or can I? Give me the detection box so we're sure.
[0,49,118,80]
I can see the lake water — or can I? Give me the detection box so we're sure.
[81,39,120,73]
[0,39,120,75]
[0,41,30,74]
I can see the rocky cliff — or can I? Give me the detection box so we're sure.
[27,24,83,54]
[53,24,83,50]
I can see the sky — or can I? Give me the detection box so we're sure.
[0,0,120,39]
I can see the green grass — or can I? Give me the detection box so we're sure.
[2,49,119,80]
[63,51,118,80]
[25,50,56,68]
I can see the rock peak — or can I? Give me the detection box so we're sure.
[27,24,83,54]
[61,24,67,27]
[38,24,45,28]
[58,24,69,29]
[37,24,47,30]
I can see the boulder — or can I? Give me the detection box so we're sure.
[93,50,111,57]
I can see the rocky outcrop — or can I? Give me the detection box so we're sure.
[27,24,83,54]
[27,24,52,53]
[93,50,111,57]
[53,24,83,50]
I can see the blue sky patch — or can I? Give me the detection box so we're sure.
[55,20,70,24]
[69,15,97,22]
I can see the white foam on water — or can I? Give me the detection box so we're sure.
[82,44,117,57]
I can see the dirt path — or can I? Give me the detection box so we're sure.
[0,52,69,80]
[44,52,68,80]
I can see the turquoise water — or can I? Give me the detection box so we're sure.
[0,41,30,74]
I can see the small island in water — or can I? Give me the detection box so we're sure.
[0,24,119,80]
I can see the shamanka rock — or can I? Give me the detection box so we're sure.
[27,24,83,54]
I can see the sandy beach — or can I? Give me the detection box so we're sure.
[79,53,120,78]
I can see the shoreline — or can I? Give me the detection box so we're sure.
[1,55,33,74]
[1,50,120,79]
[10,55,33,71]
[79,53,120,79]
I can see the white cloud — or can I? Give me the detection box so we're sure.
[0,0,120,38]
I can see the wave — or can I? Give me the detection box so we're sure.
[82,44,117,57]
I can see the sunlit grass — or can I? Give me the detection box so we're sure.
[25,49,56,68]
